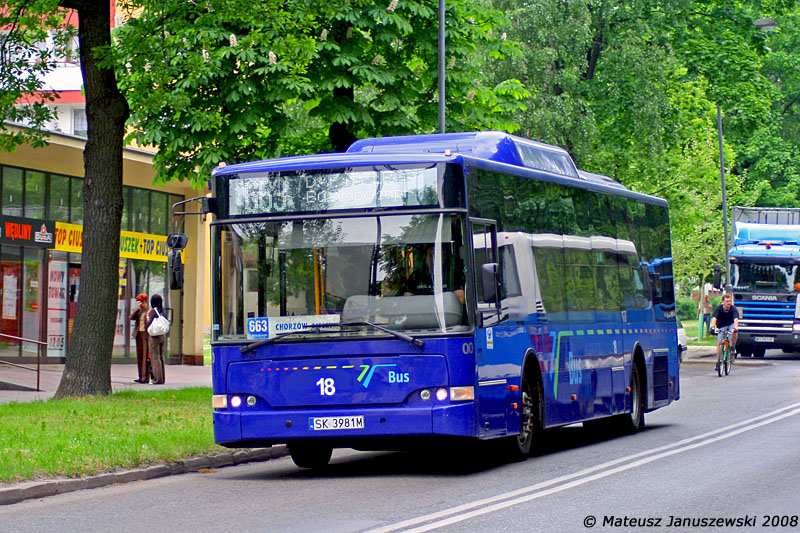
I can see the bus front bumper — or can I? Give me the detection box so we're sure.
[213,403,478,446]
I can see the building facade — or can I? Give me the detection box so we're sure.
[0,128,209,365]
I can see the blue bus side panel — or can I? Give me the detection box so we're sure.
[475,318,680,432]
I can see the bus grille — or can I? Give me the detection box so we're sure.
[652,355,669,402]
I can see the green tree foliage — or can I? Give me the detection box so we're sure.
[489,0,799,292]
[0,0,72,151]
[114,0,528,186]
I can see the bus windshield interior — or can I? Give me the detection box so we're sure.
[214,213,470,341]
[731,262,800,293]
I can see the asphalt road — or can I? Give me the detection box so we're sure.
[2,356,800,533]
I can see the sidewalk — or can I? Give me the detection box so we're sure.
[0,361,213,404]
[681,344,773,366]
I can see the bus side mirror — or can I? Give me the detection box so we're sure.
[481,263,499,303]
[169,249,184,290]
[202,197,217,215]
[167,233,188,250]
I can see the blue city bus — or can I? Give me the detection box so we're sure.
[201,131,680,468]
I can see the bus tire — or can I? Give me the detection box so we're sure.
[619,362,645,434]
[504,368,542,461]
[753,347,766,358]
[288,442,333,469]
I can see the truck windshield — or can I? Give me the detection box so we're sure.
[213,213,470,341]
[731,262,800,293]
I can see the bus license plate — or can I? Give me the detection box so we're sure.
[754,336,775,343]
[309,416,365,431]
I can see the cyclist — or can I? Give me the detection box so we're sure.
[710,293,739,371]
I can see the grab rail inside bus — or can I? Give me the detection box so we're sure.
[0,333,45,391]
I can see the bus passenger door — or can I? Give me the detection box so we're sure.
[472,220,506,435]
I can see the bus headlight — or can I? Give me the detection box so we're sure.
[230,395,242,408]
[435,388,448,401]
[793,323,800,332]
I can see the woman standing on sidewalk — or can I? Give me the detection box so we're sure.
[146,294,168,384]
[129,293,150,383]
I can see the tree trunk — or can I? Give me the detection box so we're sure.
[55,0,130,398]
[328,86,357,152]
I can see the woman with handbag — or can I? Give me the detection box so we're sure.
[129,293,151,383]
[146,294,169,384]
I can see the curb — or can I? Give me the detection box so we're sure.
[0,446,289,506]
[682,355,773,366]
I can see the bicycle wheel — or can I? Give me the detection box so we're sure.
[723,341,731,376]
[717,351,724,377]
[724,350,730,375]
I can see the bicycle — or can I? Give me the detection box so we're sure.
[713,327,734,377]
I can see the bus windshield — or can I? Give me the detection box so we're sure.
[731,262,800,293]
[214,213,470,341]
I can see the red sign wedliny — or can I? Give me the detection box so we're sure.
[0,215,55,248]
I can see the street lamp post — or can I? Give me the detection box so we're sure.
[438,0,445,133]
[715,17,777,291]
[717,103,731,291]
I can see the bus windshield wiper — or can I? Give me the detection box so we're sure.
[341,320,424,349]
[240,324,343,354]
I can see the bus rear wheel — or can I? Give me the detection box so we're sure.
[288,442,333,469]
[619,363,644,434]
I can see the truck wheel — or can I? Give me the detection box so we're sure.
[738,346,752,358]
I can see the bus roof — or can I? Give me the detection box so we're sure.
[212,131,628,190]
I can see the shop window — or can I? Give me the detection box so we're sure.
[132,189,149,233]
[71,177,83,225]
[151,192,168,235]
[22,249,44,355]
[49,175,70,221]
[170,195,183,233]
[0,246,22,358]
[25,171,45,219]
[2,167,23,217]
[121,187,130,231]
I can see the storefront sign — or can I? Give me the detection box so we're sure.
[0,215,55,248]
[47,261,68,357]
[54,222,174,262]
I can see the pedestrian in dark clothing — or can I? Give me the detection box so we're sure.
[129,293,151,383]
[146,294,167,384]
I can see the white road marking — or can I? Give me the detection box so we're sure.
[367,402,800,532]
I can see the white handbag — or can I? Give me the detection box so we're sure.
[147,308,170,336]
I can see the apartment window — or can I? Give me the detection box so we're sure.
[73,108,87,137]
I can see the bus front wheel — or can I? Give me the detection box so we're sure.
[288,442,333,469]
[504,371,542,461]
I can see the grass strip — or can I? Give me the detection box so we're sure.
[684,322,718,346]
[0,387,223,483]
